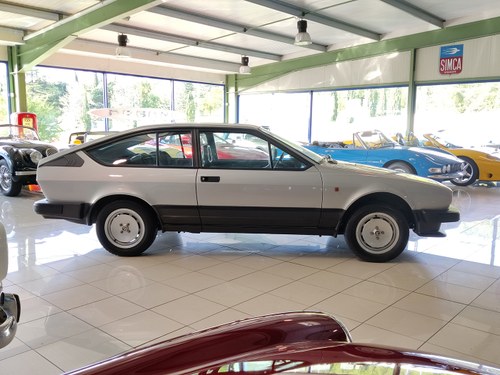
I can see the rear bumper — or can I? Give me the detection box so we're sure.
[33,199,91,224]
[413,206,460,236]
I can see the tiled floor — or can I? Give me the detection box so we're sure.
[0,182,499,374]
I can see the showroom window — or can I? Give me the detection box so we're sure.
[106,73,172,131]
[311,87,408,143]
[173,81,225,123]
[24,66,225,145]
[0,62,9,123]
[26,67,105,145]
[415,81,500,147]
[238,88,407,144]
[239,92,311,143]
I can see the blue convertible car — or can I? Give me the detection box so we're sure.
[304,130,465,181]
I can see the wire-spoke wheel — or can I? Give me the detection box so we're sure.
[0,160,22,197]
[345,204,409,262]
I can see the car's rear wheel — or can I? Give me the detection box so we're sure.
[0,160,22,197]
[450,156,478,186]
[386,161,415,174]
[96,200,157,256]
[344,204,409,262]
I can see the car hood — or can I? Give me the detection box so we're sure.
[404,146,461,161]
[66,311,499,375]
[322,158,433,182]
[0,139,54,148]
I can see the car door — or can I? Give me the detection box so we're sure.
[195,130,323,231]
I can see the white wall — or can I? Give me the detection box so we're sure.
[242,51,411,93]
[242,33,500,94]
[415,34,500,82]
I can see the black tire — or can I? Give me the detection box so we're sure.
[386,161,415,174]
[450,156,478,186]
[0,160,22,197]
[344,204,409,262]
[96,200,157,256]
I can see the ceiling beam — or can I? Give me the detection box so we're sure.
[0,26,24,45]
[244,0,381,40]
[102,23,282,61]
[380,0,444,28]
[15,0,165,72]
[63,39,241,74]
[148,5,327,52]
[0,2,61,21]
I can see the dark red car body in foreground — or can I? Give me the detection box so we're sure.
[66,311,499,375]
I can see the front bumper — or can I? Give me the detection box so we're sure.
[413,206,460,236]
[428,171,464,181]
[33,199,91,224]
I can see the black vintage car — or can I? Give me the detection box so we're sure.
[0,124,58,196]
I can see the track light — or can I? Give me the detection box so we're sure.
[294,19,312,46]
[115,33,131,58]
[239,56,251,74]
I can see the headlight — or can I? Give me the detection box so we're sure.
[29,150,43,164]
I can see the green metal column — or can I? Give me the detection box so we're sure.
[225,74,237,123]
[406,49,417,137]
[7,46,28,113]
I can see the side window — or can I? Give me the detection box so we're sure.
[270,144,308,170]
[199,131,270,169]
[86,133,158,166]
[158,131,193,167]
[198,131,307,170]
[86,131,194,168]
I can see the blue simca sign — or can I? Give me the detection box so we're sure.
[440,44,463,74]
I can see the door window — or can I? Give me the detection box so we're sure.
[199,131,307,170]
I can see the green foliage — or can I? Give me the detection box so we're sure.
[177,82,196,122]
[331,91,339,121]
[26,75,67,142]
[139,82,165,109]
[82,75,105,131]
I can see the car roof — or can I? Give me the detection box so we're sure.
[118,123,262,133]
[40,123,268,163]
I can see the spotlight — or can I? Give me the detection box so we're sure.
[239,56,251,74]
[294,19,312,46]
[115,34,131,58]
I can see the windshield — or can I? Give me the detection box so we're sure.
[0,125,40,141]
[357,130,397,149]
[261,127,324,163]
[428,134,462,148]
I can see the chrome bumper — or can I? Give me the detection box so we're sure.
[428,171,465,181]
[0,292,20,348]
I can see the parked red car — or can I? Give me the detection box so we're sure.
[66,311,499,375]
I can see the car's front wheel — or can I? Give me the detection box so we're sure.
[344,204,409,262]
[0,160,22,197]
[450,156,478,186]
[386,161,415,174]
[96,200,157,256]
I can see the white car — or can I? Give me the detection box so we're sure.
[34,124,459,262]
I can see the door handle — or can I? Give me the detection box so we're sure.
[200,176,220,182]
